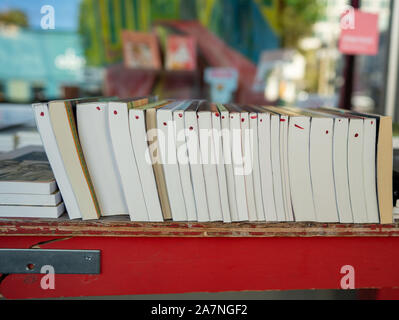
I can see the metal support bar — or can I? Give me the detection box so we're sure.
[0,249,100,274]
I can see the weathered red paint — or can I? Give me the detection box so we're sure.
[1,236,399,299]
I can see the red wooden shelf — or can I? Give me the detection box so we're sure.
[0,216,398,238]
[1,217,399,299]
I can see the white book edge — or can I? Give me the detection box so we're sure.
[185,110,210,222]
[173,109,198,221]
[363,118,379,223]
[270,115,286,222]
[157,109,188,221]
[230,113,249,221]
[249,112,266,221]
[333,118,353,223]
[211,111,232,223]
[0,202,65,218]
[288,117,316,222]
[220,110,239,222]
[310,118,339,223]
[129,109,164,222]
[197,111,223,222]
[348,119,368,223]
[240,112,257,222]
[0,191,62,206]
[280,116,294,222]
[32,104,81,219]
[258,113,278,222]
[77,102,128,216]
[108,102,149,222]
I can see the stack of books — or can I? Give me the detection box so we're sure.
[0,146,65,218]
[28,98,392,224]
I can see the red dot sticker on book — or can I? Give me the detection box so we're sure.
[222,116,225,119]
[96,107,101,111]
[114,111,118,115]
[295,124,304,130]
[355,133,359,138]
[189,126,194,131]
[179,114,183,118]
[163,122,167,126]
[241,118,245,123]
[40,112,44,117]
[251,115,258,120]
[326,131,329,135]
[135,116,139,120]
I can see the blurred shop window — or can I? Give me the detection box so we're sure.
[6,80,30,103]
[31,83,45,102]
[0,81,5,102]
[352,0,392,114]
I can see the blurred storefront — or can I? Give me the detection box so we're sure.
[0,0,397,115]
[0,26,86,102]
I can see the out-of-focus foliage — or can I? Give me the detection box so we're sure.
[79,0,280,66]
[279,0,324,48]
[0,10,29,28]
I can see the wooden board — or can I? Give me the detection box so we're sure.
[0,215,399,237]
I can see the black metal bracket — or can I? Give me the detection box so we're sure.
[0,249,100,274]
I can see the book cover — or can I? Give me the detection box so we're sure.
[122,31,161,70]
[166,35,197,71]
[0,146,57,195]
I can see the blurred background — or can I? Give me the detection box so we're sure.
[0,0,397,300]
[0,0,397,152]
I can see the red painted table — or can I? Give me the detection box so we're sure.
[1,216,399,299]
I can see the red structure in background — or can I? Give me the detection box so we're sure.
[104,21,268,104]
[105,66,157,99]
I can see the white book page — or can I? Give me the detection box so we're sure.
[363,118,379,223]
[230,113,249,221]
[0,203,65,218]
[280,116,294,221]
[157,107,187,221]
[33,104,81,219]
[258,112,277,222]
[333,118,353,223]
[288,117,316,222]
[249,113,265,221]
[348,119,368,223]
[129,109,164,222]
[240,112,257,221]
[310,118,339,223]
[108,102,149,221]
[270,115,286,221]
[185,110,210,222]
[220,110,239,222]
[174,108,197,221]
[77,102,127,216]
[212,110,232,223]
[198,111,223,221]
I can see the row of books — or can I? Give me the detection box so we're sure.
[27,98,393,224]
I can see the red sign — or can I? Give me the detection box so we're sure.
[339,10,379,56]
